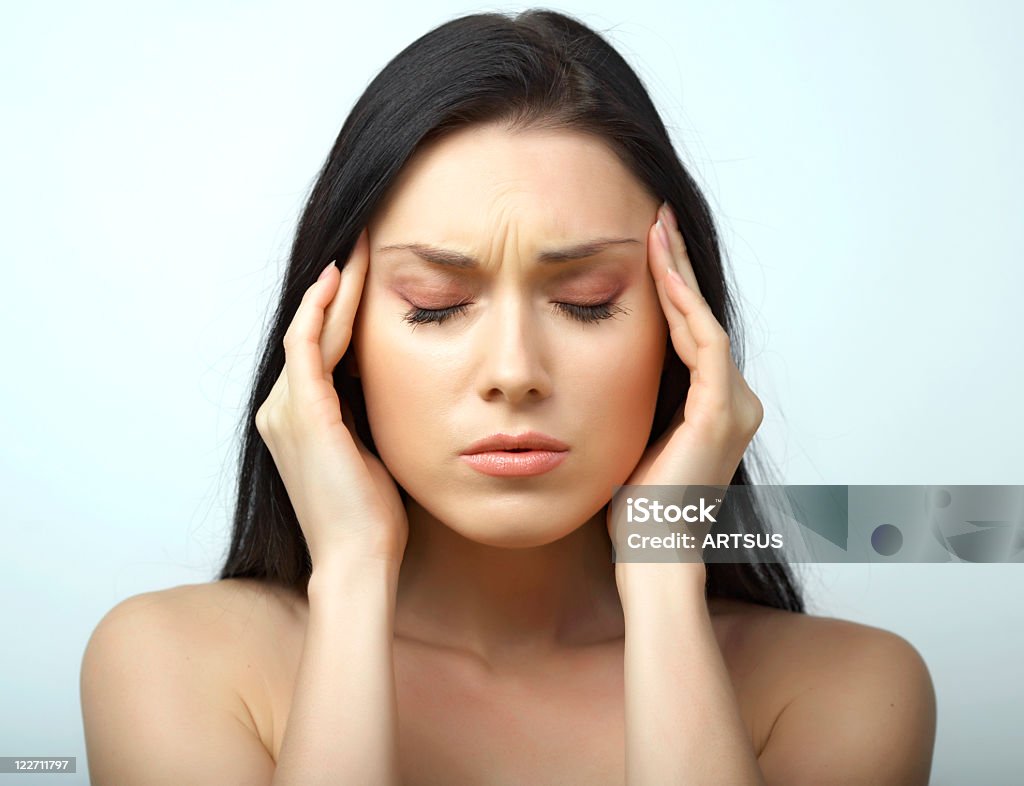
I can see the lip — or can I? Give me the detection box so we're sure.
[460,431,570,478]
[460,450,568,477]
[462,431,570,454]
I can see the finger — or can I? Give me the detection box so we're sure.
[282,259,343,406]
[658,202,702,298]
[340,397,372,458]
[663,263,733,394]
[320,228,370,373]
[264,366,289,413]
[648,219,697,365]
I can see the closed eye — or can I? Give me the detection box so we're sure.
[402,300,629,328]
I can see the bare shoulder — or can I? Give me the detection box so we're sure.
[711,596,930,673]
[86,577,298,653]
[80,578,293,784]
[82,578,281,714]
[711,598,937,785]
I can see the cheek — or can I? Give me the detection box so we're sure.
[564,301,667,469]
[574,288,666,396]
[574,328,665,412]
[351,296,452,455]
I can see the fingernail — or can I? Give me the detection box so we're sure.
[318,260,336,282]
[656,217,671,251]
[662,201,679,232]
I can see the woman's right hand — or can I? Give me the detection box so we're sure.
[255,228,408,568]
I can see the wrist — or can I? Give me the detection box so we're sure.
[615,560,707,612]
[309,549,401,597]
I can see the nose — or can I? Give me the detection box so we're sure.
[474,291,553,405]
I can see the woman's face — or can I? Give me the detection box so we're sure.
[353,124,668,547]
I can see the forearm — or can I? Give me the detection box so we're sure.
[271,553,402,786]
[619,565,765,786]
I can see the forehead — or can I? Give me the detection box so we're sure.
[371,124,654,236]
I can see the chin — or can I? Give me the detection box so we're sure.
[455,523,578,550]
[420,494,608,548]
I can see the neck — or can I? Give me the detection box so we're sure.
[393,497,625,669]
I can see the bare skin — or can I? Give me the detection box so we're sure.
[124,576,915,786]
[81,125,936,784]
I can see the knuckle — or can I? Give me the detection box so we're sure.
[283,331,312,355]
[303,277,321,296]
[743,395,764,434]
[255,400,289,437]
[254,406,267,433]
[751,392,765,418]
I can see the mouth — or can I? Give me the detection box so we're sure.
[461,431,570,454]
[459,448,568,477]
[459,431,570,477]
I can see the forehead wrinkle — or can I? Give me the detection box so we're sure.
[482,193,524,273]
[376,238,643,272]
[383,187,641,272]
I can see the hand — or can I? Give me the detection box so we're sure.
[609,203,764,575]
[255,228,408,567]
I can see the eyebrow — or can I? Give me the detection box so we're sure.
[376,237,642,269]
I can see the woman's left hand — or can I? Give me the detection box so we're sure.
[607,202,765,566]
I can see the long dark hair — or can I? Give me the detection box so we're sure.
[218,8,805,613]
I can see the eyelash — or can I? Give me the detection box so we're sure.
[402,300,628,327]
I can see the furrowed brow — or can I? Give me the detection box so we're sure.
[377,238,641,269]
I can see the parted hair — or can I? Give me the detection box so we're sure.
[219,8,805,613]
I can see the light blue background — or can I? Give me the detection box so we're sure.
[1,1,1020,783]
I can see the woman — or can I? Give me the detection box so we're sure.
[81,9,936,785]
